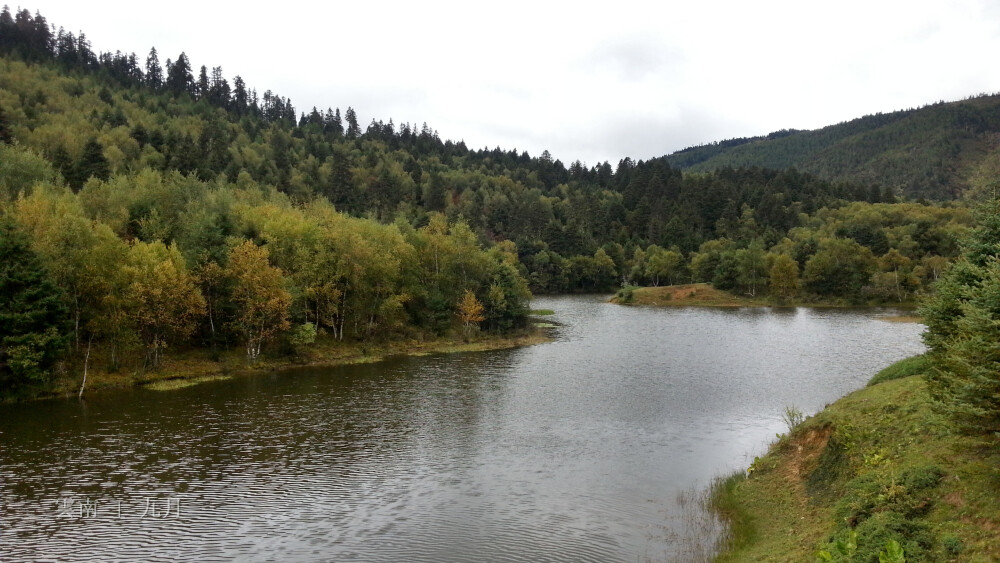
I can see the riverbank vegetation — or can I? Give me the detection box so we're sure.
[710,201,1000,562]
[613,283,769,307]
[613,201,971,307]
[710,361,1000,562]
[43,327,551,396]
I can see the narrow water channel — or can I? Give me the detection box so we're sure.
[0,296,926,561]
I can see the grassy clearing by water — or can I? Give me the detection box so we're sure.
[710,365,1000,562]
[611,283,920,309]
[145,375,232,391]
[612,284,770,307]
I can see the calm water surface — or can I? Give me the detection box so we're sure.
[0,296,925,561]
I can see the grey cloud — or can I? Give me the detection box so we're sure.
[585,35,686,81]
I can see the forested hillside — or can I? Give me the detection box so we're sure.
[666,94,1000,200]
[0,7,978,396]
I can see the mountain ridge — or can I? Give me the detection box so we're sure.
[664,94,1000,200]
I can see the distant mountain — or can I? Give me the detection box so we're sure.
[665,95,1000,200]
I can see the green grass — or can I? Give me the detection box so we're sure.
[529,309,556,316]
[611,283,922,309]
[710,372,1000,562]
[867,354,931,387]
[709,472,756,557]
[144,375,232,391]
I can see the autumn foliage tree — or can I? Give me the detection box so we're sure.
[225,240,292,363]
[456,289,485,337]
[124,241,206,367]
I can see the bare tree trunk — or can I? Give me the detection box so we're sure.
[78,337,92,400]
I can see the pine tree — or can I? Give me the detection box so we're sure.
[197,65,209,100]
[165,52,193,95]
[345,107,360,139]
[0,218,69,395]
[0,104,12,144]
[922,198,1000,440]
[73,138,110,189]
[232,75,248,114]
[327,107,343,137]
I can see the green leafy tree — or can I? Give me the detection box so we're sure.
[803,238,876,298]
[734,239,767,296]
[768,253,799,301]
[645,245,683,286]
[0,144,58,200]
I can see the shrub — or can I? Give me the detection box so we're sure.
[942,534,965,556]
[288,322,317,346]
[615,285,637,304]
[835,465,943,526]
[782,405,806,432]
[853,511,933,563]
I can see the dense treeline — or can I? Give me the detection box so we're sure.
[0,7,978,396]
[665,94,1000,200]
[0,166,531,395]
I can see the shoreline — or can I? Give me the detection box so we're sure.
[36,327,553,400]
[707,356,998,562]
[610,283,921,311]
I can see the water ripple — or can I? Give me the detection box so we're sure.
[1,297,924,561]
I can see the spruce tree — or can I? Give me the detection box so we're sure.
[165,52,193,95]
[922,198,1000,440]
[145,47,163,89]
[345,107,360,139]
[73,138,110,189]
[0,218,69,395]
[0,104,11,144]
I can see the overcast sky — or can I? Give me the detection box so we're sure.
[24,0,1000,166]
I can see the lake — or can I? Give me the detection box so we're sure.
[0,296,926,561]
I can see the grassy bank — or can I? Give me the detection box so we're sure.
[612,284,770,307]
[611,283,920,310]
[43,327,552,399]
[710,355,1000,562]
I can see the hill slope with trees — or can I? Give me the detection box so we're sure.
[666,95,1000,200]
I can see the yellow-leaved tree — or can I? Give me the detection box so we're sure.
[225,240,291,363]
[124,241,206,368]
[456,289,485,338]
